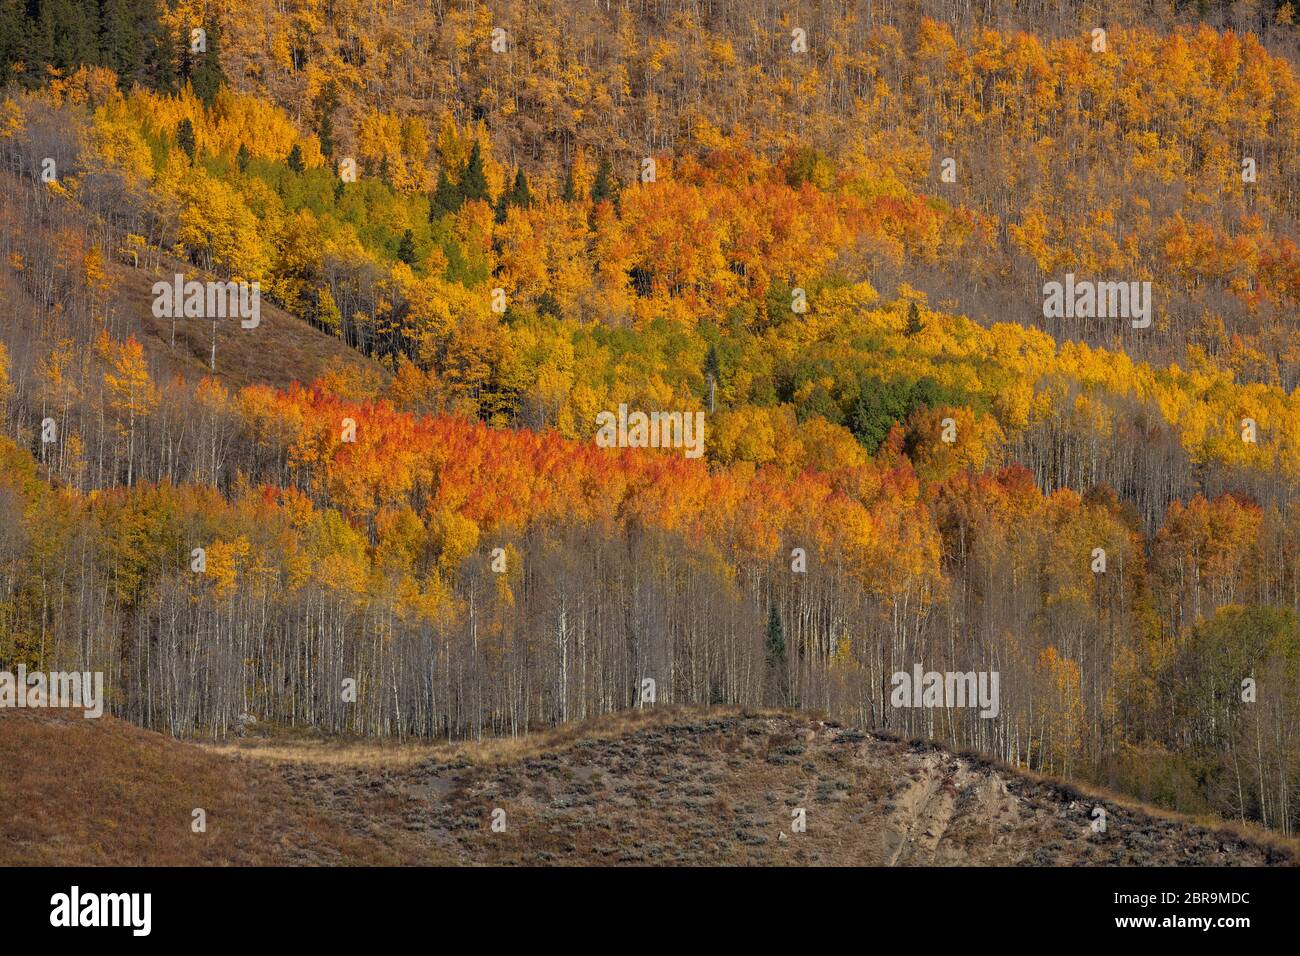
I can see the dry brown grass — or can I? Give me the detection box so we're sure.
[0,709,394,866]
[6,706,1294,867]
[209,705,791,769]
[937,740,1300,859]
[1011,761,1300,861]
[106,251,386,393]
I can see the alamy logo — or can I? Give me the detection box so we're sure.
[890,664,1000,718]
[1042,273,1152,328]
[50,887,151,936]
[0,666,103,718]
[595,404,705,459]
[152,274,261,328]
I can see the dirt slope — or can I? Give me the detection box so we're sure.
[1,708,1292,866]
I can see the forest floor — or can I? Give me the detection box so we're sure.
[1,706,1293,866]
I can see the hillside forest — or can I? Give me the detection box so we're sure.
[2,0,1300,837]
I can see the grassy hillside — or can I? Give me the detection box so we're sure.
[108,252,385,393]
[0,709,390,865]
[3,707,1293,866]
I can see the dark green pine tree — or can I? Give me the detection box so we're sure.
[494,188,509,224]
[905,301,923,336]
[590,154,613,206]
[765,604,789,706]
[315,81,338,158]
[318,111,335,160]
[703,342,721,411]
[177,22,191,83]
[236,142,250,173]
[461,141,490,203]
[509,167,532,209]
[286,143,304,173]
[189,16,226,107]
[98,0,144,88]
[560,162,576,203]
[38,0,99,76]
[0,0,26,80]
[766,603,787,668]
[396,229,417,266]
[142,11,178,93]
[849,375,915,454]
[175,118,196,161]
[16,0,53,84]
[429,168,462,221]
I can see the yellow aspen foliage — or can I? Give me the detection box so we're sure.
[0,342,10,423]
[101,334,158,433]
[204,537,249,598]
